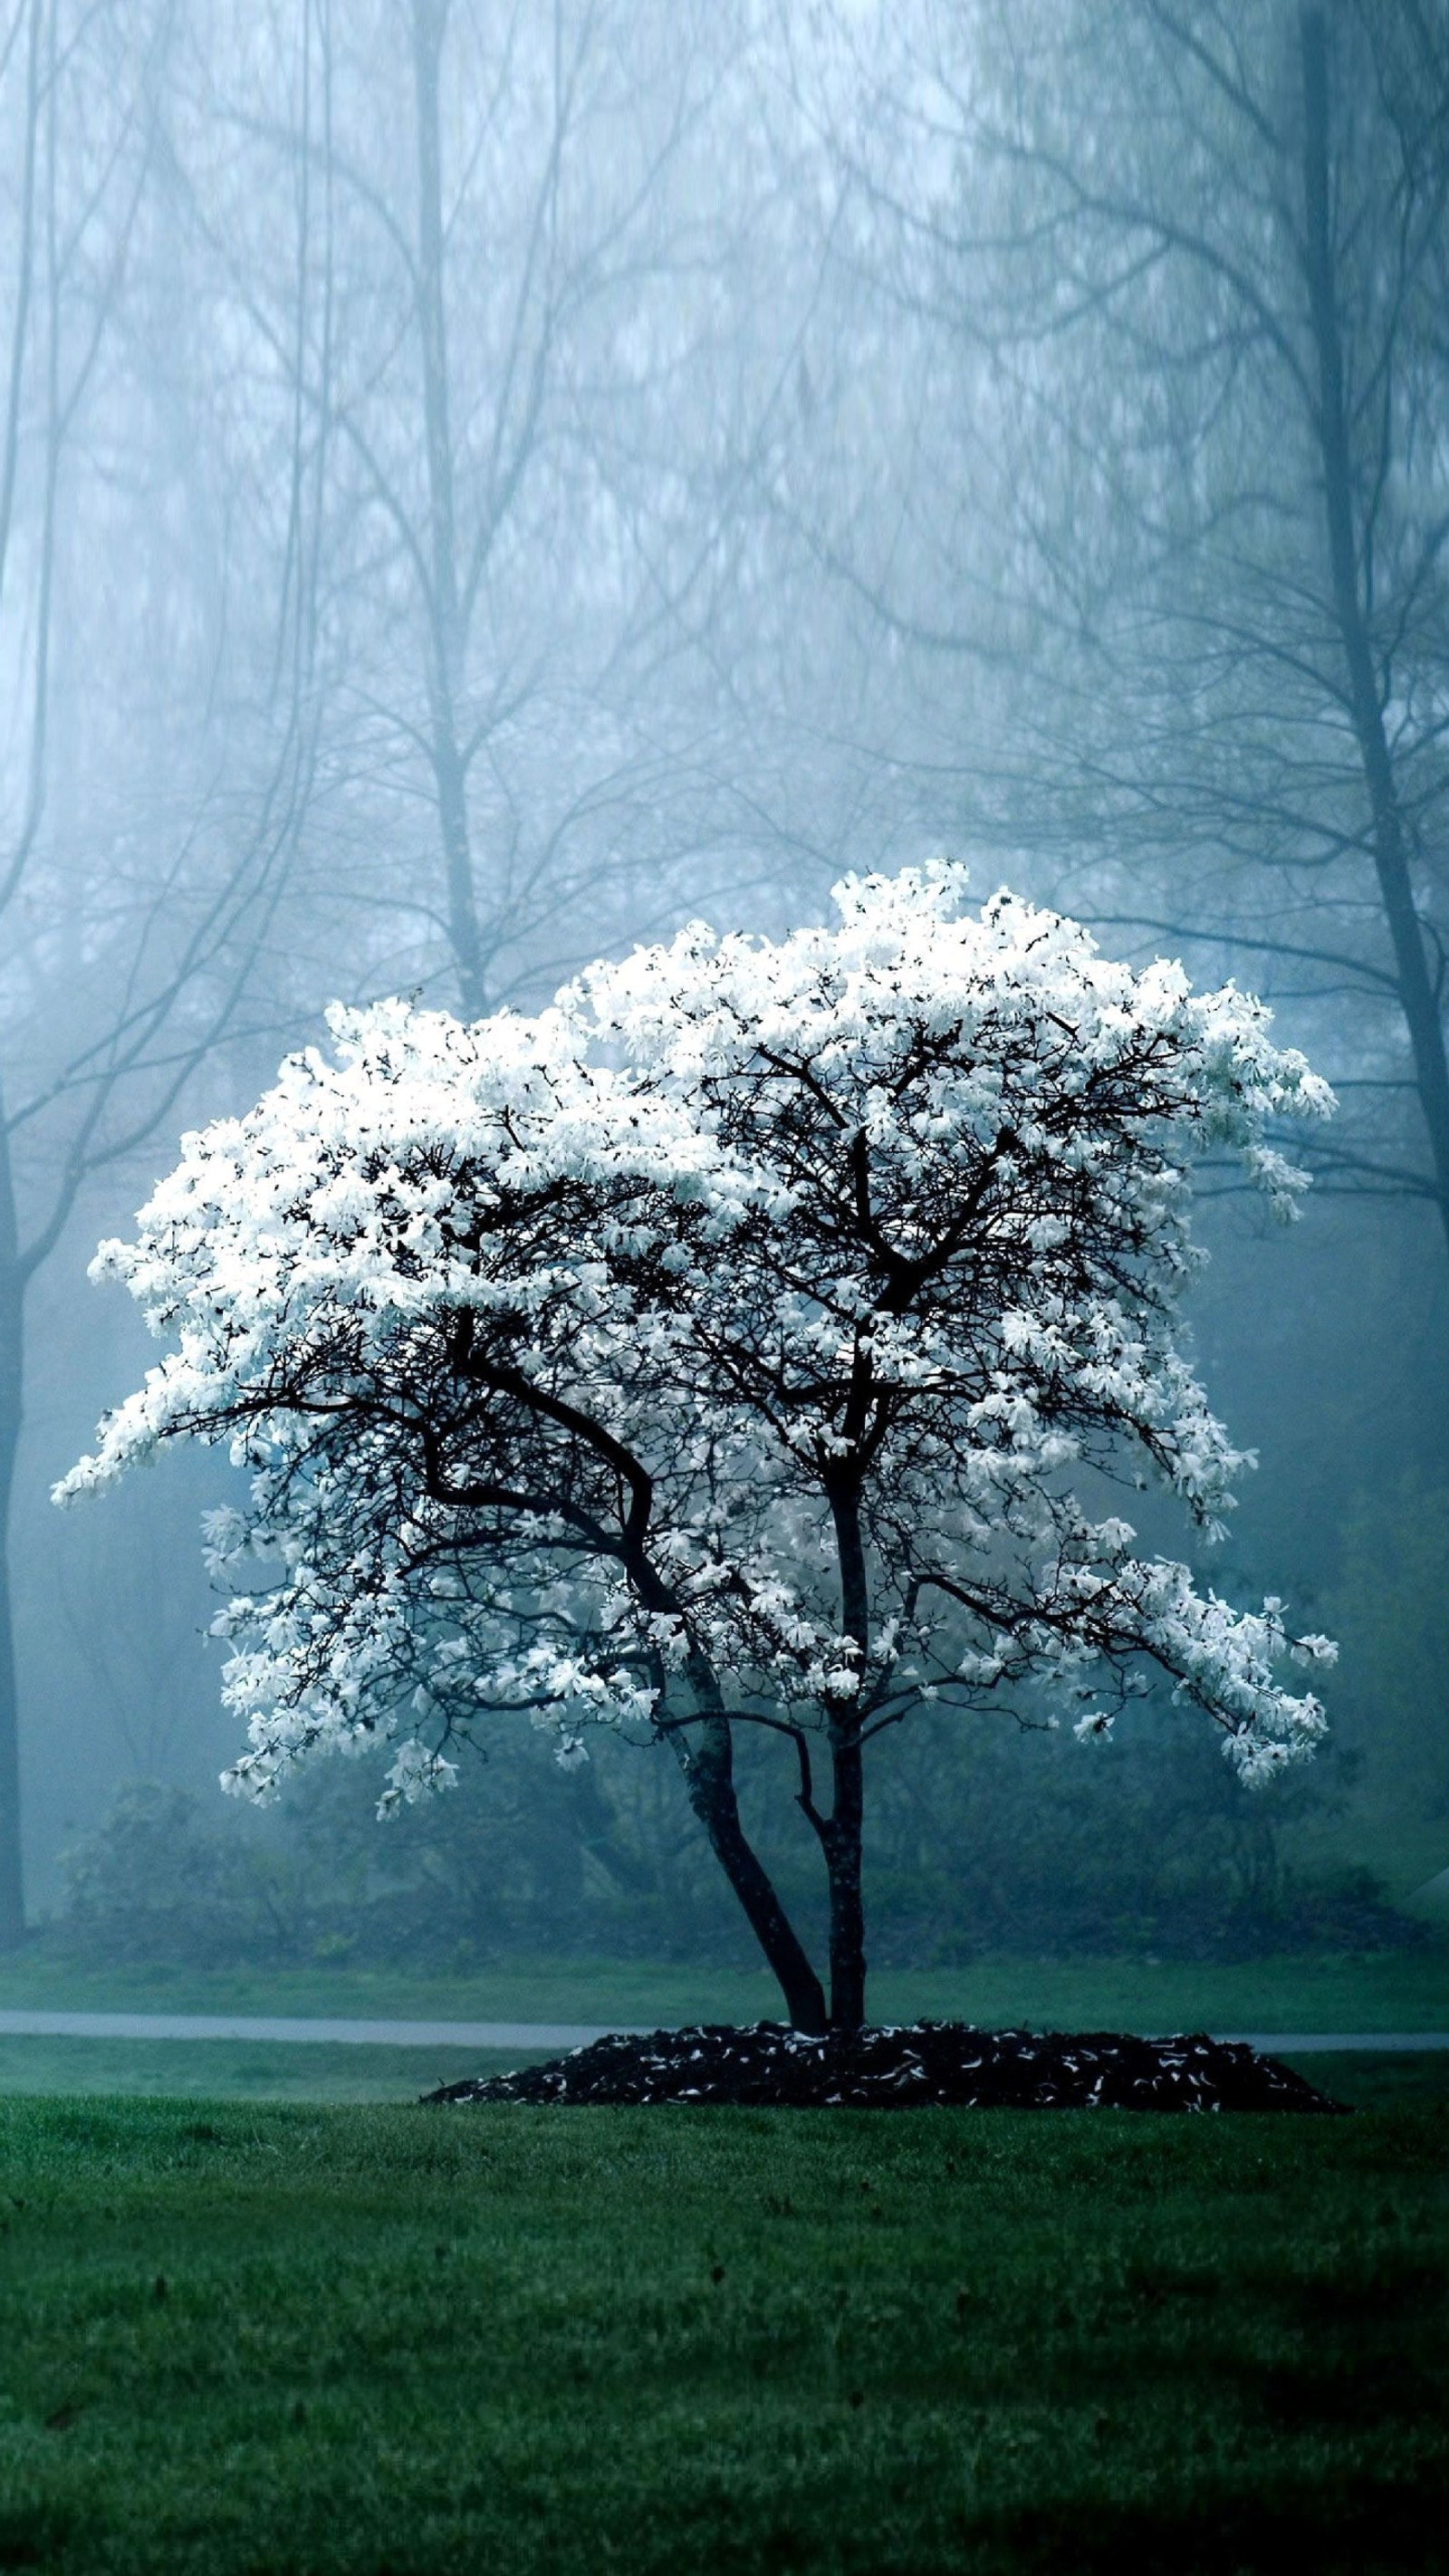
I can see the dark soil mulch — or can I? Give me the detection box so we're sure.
[421,2019,1346,2113]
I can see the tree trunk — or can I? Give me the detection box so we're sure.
[671,1711,828,2033]
[0,1378,23,1950]
[0,1113,24,1947]
[431,721,485,1022]
[823,1479,870,2031]
[823,1724,867,2032]
[1300,5,1449,1258]
[411,0,486,1023]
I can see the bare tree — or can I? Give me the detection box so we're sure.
[162,0,782,1024]
[0,0,326,1942]
[773,2,1449,1248]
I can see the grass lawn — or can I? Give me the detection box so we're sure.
[1,1945,1445,2036]
[0,1949,1442,2108]
[1,2078,1446,2572]
[0,2038,544,2104]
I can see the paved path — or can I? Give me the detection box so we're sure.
[0,2011,621,2049]
[0,2010,1446,2053]
[1214,2032,1449,2054]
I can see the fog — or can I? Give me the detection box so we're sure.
[2,0,1446,1970]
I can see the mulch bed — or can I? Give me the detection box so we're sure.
[421,2019,1346,2113]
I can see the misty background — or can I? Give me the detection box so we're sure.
[2,0,1446,1969]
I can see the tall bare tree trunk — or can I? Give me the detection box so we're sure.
[411,0,486,1021]
[1300,5,1449,1256]
[0,1109,25,1946]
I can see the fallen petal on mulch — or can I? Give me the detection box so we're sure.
[420,2020,1346,2113]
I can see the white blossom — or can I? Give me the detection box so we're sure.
[58,867,1335,1833]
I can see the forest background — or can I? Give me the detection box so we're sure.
[2,0,1446,1975]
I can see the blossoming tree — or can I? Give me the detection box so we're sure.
[59,866,1336,2031]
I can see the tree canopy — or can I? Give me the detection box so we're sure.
[61,866,1337,2027]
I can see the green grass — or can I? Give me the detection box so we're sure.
[3,1945,1446,2033]
[0,2038,545,2103]
[0,2040,1445,2114]
[1310,2053,1449,2111]
[1,2087,1446,2573]
[0,1951,1442,2106]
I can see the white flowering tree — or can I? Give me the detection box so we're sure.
[60,867,1337,2031]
